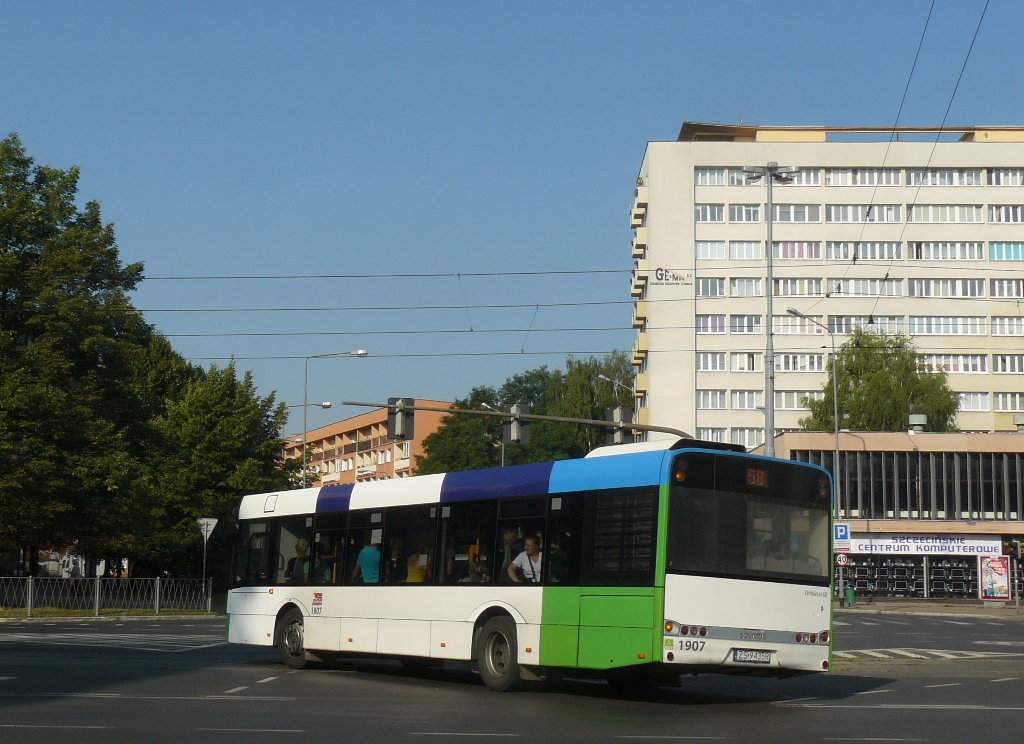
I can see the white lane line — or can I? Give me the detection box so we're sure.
[822,739,927,742]
[853,689,894,695]
[934,619,972,626]
[860,622,880,626]
[0,677,17,682]
[224,686,248,694]
[199,729,305,733]
[833,651,856,659]
[833,621,851,626]
[615,738,728,741]
[410,735,521,738]
[782,703,1024,710]
[986,623,1004,626]
[0,725,108,729]
[888,650,927,659]
[256,677,279,684]
[924,683,961,688]
[859,650,891,658]
[928,651,961,659]
[0,691,293,701]
[882,620,910,626]
[992,677,1020,682]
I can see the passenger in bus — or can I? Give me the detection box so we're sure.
[405,543,432,583]
[508,536,543,583]
[351,537,381,585]
[499,529,523,583]
[459,560,488,583]
[284,539,310,585]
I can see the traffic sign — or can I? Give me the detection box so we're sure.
[196,517,218,542]
[833,522,851,553]
[835,553,849,567]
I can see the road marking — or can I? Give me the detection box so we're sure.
[833,621,851,626]
[199,729,305,733]
[224,686,248,693]
[0,631,226,652]
[986,623,1004,626]
[861,622,880,626]
[780,703,1024,710]
[933,619,972,626]
[859,650,890,658]
[410,735,521,738]
[0,725,108,729]
[853,689,894,695]
[615,738,728,741]
[783,697,820,702]
[257,677,278,684]
[924,683,960,688]
[992,677,1020,682]
[0,691,294,701]
[882,620,910,626]
[888,650,926,659]
[822,739,926,742]
[0,677,17,682]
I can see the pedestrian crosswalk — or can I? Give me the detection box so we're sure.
[834,647,1022,660]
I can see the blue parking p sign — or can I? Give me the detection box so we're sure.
[833,522,851,552]
[834,524,849,541]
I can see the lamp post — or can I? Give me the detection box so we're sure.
[480,402,505,467]
[742,163,799,457]
[597,373,632,401]
[303,349,368,487]
[787,308,840,512]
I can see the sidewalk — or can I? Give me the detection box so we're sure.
[836,598,1024,621]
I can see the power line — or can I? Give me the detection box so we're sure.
[145,269,628,281]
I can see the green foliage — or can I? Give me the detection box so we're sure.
[800,328,959,433]
[0,134,290,579]
[416,351,634,473]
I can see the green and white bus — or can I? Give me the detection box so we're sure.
[227,438,833,691]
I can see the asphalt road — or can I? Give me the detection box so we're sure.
[0,614,1022,743]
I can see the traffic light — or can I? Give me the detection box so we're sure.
[1012,539,1021,561]
[604,406,634,445]
[387,397,415,440]
[502,403,530,445]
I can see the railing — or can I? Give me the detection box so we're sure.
[0,577,213,617]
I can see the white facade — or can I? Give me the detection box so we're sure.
[631,123,1024,445]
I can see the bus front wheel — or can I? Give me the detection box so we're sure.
[276,608,307,669]
[477,616,522,692]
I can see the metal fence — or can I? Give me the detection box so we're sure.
[0,577,213,617]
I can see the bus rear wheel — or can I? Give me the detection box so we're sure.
[276,608,307,669]
[477,616,522,692]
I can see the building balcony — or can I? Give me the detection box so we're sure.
[630,260,649,298]
[633,373,648,397]
[631,227,647,259]
[631,332,649,366]
[633,186,648,209]
[632,301,647,329]
[630,208,644,229]
[636,407,650,426]
[320,471,341,484]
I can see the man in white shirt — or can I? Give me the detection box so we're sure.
[508,536,543,583]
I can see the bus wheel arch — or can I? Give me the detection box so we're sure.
[275,605,307,669]
[475,613,523,692]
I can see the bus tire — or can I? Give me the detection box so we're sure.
[276,608,307,669]
[476,616,522,692]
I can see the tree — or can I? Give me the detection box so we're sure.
[800,328,959,433]
[416,352,634,473]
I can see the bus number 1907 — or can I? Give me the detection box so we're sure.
[680,640,705,651]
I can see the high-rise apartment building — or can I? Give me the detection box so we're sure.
[631,123,1024,446]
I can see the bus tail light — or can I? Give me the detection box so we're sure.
[822,660,829,670]
[665,621,675,634]
[795,633,802,643]
[819,631,829,643]
[698,627,707,637]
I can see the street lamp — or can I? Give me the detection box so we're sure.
[303,349,368,487]
[597,373,632,400]
[480,402,505,467]
[787,307,840,514]
[743,162,799,457]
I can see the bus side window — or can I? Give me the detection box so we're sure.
[546,494,583,585]
[312,529,345,586]
[440,501,497,585]
[382,504,438,585]
[348,510,384,585]
[274,516,314,586]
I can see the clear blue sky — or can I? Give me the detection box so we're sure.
[2,1,1015,432]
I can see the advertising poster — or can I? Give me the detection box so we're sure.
[979,556,1010,601]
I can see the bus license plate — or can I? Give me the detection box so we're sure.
[733,649,771,664]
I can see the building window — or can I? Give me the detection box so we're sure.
[695,240,726,260]
[730,428,764,448]
[696,428,727,442]
[825,204,901,223]
[731,352,763,372]
[695,277,726,297]
[908,316,987,335]
[773,315,825,335]
[990,242,1024,261]
[827,278,902,297]
[729,204,760,223]
[991,280,1024,298]
[730,314,762,334]
[776,353,824,372]
[695,204,725,222]
[829,316,905,334]
[773,241,820,259]
[825,168,900,186]
[908,168,983,186]
[992,317,1024,336]
[995,393,1024,412]
[400,442,411,459]
[988,169,1024,186]
[959,392,989,412]
[696,390,727,409]
[694,167,725,185]
[919,355,987,373]
[777,169,820,186]
[989,205,1024,223]
[730,277,762,297]
[728,169,755,186]
[910,241,984,260]
[909,279,984,298]
[729,241,762,260]
[696,352,727,372]
[994,355,1024,373]
[772,204,821,222]
[776,391,823,410]
[826,242,901,261]
[731,390,763,410]
[695,314,726,334]
[774,278,822,297]
[908,204,983,223]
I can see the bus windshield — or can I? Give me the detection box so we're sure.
[665,452,830,586]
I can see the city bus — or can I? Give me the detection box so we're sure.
[226,438,833,691]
